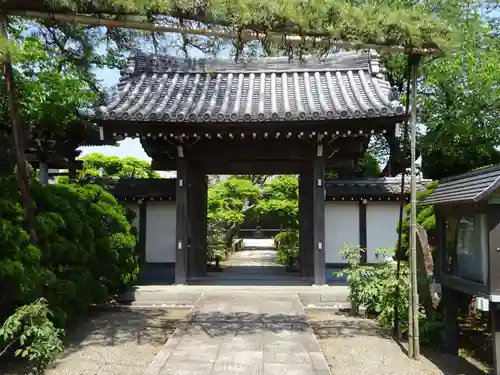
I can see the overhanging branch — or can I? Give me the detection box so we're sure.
[7,10,444,55]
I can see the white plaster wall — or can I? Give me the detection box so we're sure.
[145,201,177,263]
[366,201,400,263]
[325,201,360,263]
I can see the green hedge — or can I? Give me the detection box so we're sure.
[0,177,139,326]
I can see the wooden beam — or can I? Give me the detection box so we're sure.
[313,157,326,285]
[187,162,206,279]
[203,160,308,174]
[151,157,357,173]
[299,170,314,279]
[7,9,443,56]
[491,303,500,375]
[99,117,401,136]
[442,286,459,355]
[175,158,188,284]
[165,138,318,160]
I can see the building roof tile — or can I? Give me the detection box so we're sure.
[424,165,500,205]
[326,177,431,198]
[94,51,405,123]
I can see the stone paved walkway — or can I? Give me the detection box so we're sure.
[144,292,331,375]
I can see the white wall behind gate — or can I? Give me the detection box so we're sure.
[145,201,177,263]
[366,201,400,263]
[325,201,359,264]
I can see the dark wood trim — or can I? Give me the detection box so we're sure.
[488,205,500,295]
[187,162,207,279]
[299,171,314,279]
[359,200,367,264]
[437,201,489,215]
[441,274,490,297]
[491,303,500,375]
[174,158,188,284]
[123,197,175,202]
[202,160,308,175]
[313,157,326,285]
[138,200,147,264]
[325,262,349,268]
[327,196,410,201]
[98,116,404,135]
[442,286,459,355]
[434,208,444,282]
[138,262,175,284]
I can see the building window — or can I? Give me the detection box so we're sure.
[443,213,488,284]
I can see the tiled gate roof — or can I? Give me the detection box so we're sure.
[95,51,405,123]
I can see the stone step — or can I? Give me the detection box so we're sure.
[118,285,350,307]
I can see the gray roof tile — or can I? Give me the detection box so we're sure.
[94,51,405,123]
[424,165,500,205]
[326,177,431,198]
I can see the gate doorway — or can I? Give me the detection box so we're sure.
[198,174,306,285]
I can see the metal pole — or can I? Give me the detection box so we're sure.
[0,16,38,244]
[409,53,421,360]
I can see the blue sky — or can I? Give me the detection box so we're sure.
[78,38,229,161]
[79,66,150,160]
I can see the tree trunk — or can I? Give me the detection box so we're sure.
[416,225,437,312]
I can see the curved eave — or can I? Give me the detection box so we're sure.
[94,55,407,124]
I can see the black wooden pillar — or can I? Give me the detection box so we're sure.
[187,162,207,279]
[68,150,78,180]
[201,175,208,273]
[137,199,148,264]
[441,286,459,355]
[312,158,326,285]
[491,303,500,375]
[299,170,314,280]
[175,158,188,284]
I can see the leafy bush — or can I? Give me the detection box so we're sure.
[274,231,299,268]
[398,181,438,256]
[0,299,64,374]
[336,245,442,343]
[0,177,139,370]
[206,221,228,267]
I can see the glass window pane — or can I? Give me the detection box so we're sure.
[456,214,487,284]
[443,216,458,274]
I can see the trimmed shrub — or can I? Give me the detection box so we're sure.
[0,177,139,372]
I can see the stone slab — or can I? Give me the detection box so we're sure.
[143,292,331,375]
[120,285,350,308]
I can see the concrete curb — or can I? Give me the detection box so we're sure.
[304,304,367,315]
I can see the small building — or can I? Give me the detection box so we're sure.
[424,164,500,374]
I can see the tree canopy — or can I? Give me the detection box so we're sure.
[7,0,459,52]
[78,152,161,179]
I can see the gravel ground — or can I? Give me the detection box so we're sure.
[307,309,489,375]
[5,307,190,375]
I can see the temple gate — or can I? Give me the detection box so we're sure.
[86,51,407,285]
